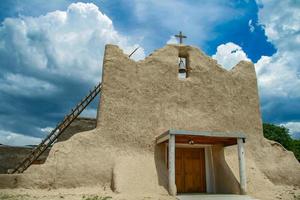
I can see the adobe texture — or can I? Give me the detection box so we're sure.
[0,44,299,200]
[0,118,96,174]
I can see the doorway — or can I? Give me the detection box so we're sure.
[175,148,206,193]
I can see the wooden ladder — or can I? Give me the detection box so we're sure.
[9,83,102,174]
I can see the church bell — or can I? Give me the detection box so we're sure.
[178,58,186,74]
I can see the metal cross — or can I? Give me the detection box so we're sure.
[175,31,187,44]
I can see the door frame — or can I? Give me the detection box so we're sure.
[165,143,216,194]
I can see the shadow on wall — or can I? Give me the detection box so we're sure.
[154,143,169,192]
[213,144,241,194]
[154,143,241,195]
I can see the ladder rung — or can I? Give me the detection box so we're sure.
[11,83,102,174]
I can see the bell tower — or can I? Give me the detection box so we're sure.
[175,31,190,79]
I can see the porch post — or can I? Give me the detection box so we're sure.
[237,138,246,194]
[168,134,176,196]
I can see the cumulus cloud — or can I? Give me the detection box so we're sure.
[213,1,300,97]
[0,130,41,146]
[280,122,300,139]
[255,53,300,98]
[0,2,145,146]
[0,73,58,97]
[166,36,178,44]
[212,42,250,70]
[0,2,145,83]
[213,1,300,126]
[255,0,300,99]
[256,0,300,43]
[254,0,300,125]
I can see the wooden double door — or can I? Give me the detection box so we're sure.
[175,147,206,193]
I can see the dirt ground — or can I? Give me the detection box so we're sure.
[0,186,299,200]
[0,186,175,200]
[268,185,300,200]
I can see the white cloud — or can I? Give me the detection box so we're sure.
[255,52,300,98]
[212,1,300,130]
[257,1,300,44]
[0,130,41,146]
[0,2,146,141]
[280,122,300,137]
[248,19,255,32]
[213,2,300,99]
[0,2,145,85]
[132,0,244,47]
[254,0,300,98]
[80,108,97,118]
[212,42,251,70]
[40,127,54,134]
[0,73,58,97]
[213,1,300,127]
[125,44,144,61]
[166,36,178,44]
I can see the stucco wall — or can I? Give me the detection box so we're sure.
[1,44,299,199]
[0,146,49,174]
[95,44,260,194]
[97,44,261,148]
[56,117,96,142]
[96,44,299,192]
[212,144,240,194]
[0,118,96,174]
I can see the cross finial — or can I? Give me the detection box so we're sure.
[175,31,187,44]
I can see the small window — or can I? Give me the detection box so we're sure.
[178,56,187,79]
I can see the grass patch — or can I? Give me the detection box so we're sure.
[0,193,29,200]
[82,195,112,200]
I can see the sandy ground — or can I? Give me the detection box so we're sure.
[0,186,175,200]
[266,185,300,200]
[0,186,299,200]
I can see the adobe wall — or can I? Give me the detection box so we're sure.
[97,44,261,148]
[211,145,240,194]
[56,117,96,142]
[0,44,298,200]
[0,118,96,174]
[0,146,49,174]
[96,44,299,193]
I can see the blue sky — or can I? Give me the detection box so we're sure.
[0,0,299,145]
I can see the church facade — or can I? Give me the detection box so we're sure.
[97,44,254,195]
[1,43,299,199]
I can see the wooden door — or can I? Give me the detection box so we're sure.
[175,148,206,193]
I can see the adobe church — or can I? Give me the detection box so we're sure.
[0,38,299,200]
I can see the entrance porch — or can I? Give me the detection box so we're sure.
[156,129,247,196]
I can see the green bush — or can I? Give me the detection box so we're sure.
[263,123,300,161]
